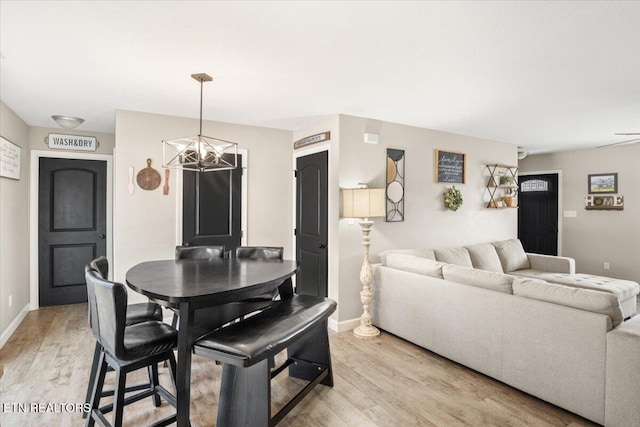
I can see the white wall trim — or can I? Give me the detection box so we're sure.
[329,317,360,333]
[174,148,249,247]
[519,170,564,256]
[0,303,30,349]
[29,150,114,310]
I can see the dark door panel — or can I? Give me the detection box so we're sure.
[518,173,559,255]
[39,158,107,306]
[296,151,328,297]
[183,154,242,252]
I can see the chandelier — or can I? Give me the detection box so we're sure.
[162,73,238,172]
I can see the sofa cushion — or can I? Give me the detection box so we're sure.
[442,264,514,294]
[513,278,623,328]
[511,271,639,301]
[379,249,436,266]
[434,247,473,268]
[386,253,446,279]
[492,239,531,272]
[465,243,504,273]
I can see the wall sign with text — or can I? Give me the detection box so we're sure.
[1,136,21,180]
[435,149,465,184]
[294,132,330,149]
[47,133,97,151]
[585,195,624,211]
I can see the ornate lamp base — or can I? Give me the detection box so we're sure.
[353,220,381,339]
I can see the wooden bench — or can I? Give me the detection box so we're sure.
[193,294,337,426]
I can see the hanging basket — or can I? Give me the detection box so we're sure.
[443,186,463,211]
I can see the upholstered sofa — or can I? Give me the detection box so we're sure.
[372,240,640,426]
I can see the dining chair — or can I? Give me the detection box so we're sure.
[171,245,226,328]
[235,246,284,303]
[83,257,164,418]
[175,245,225,260]
[85,265,178,427]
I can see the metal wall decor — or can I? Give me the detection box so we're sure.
[386,148,405,222]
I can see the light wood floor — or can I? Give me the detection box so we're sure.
[0,304,598,427]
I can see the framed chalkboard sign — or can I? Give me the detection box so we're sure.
[435,150,465,184]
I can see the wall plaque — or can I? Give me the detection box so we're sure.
[435,149,465,183]
[294,132,330,149]
[1,136,21,180]
[47,133,97,151]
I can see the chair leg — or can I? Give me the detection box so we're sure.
[149,363,162,407]
[85,351,107,427]
[112,368,127,427]
[217,359,270,427]
[83,342,102,419]
[167,352,178,393]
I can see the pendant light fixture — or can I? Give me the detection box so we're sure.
[162,73,238,172]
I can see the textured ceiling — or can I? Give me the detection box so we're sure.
[1,1,639,153]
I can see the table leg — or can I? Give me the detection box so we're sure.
[176,302,194,427]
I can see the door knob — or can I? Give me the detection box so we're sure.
[319,244,327,249]
[99,234,105,239]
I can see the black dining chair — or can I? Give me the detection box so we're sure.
[85,264,178,427]
[235,246,284,303]
[175,245,225,260]
[83,257,164,418]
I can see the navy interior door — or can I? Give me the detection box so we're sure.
[38,157,107,306]
[182,153,243,252]
[518,173,559,255]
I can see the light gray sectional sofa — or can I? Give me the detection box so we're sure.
[372,239,640,426]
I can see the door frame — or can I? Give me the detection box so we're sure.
[29,150,113,310]
[174,148,248,247]
[518,169,563,256]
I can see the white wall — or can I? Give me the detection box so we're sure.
[338,114,518,322]
[519,144,640,283]
[113,110,293,302]
[0,101,30,344]
[292,113,518,326]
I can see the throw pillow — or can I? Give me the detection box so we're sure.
[492,239,531,272]
[434,247,473,267]
[465,243,504,273]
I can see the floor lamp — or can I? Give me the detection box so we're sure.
[343,187,386,339]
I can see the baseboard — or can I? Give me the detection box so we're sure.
[329,317,361,333]
[0,304,30,350]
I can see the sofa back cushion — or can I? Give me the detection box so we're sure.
[442,264,515,294]
[492,239,531,272]
[465,243,504,273]
[386,253,447,279]
[513,278,623,328]
[379,249,436,266]
[434,247,473,267]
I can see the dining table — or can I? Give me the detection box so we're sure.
[126,257,299,427]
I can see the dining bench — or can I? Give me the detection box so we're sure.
[193,294,337,426]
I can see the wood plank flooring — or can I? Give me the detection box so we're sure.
[0,304,598,426]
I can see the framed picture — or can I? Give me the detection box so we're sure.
[588,173,617,194]
[435,150,465,184]
[1,136,21,180]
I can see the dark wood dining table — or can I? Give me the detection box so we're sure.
[126,258,299,427]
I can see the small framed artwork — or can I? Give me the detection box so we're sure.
[588,173,617,194]
[1,136,21,180]
[435,150,465,184]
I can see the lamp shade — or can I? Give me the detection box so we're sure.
[342,188,386,219]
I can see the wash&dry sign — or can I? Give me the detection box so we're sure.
[47,133,97,151]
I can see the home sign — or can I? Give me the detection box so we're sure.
[47,133,97,151]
